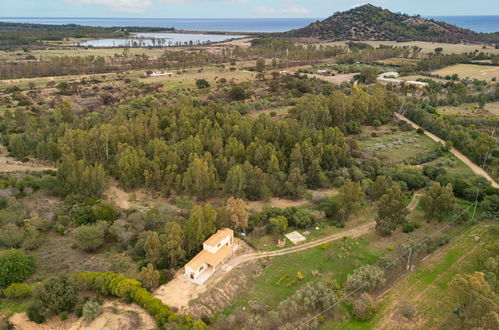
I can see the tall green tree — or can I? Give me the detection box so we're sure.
[337,179,364,225]
[116,145,146,189]
[224,165,246,198]
[421,183,454,221]
[161,222,185,268]
[182,156,217,200]
[144,232,161,267]
[375,186,408,236]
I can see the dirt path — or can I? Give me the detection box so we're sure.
[395,113,498,188]
[406,192,422,212]
[305,73,357,84]
[226,221,375,268]
[0,145,56,173]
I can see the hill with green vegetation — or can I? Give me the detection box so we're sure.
[282,4,495,43]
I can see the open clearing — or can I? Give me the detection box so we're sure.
[371,224,491,330]
[10,299,155,330]
[357,128,437,164]
[438,101,499,117]
[432,64,499,81]
[324,41,499,55]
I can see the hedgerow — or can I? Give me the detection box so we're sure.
[72,272,206,329]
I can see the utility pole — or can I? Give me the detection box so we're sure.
[406,247,412,271]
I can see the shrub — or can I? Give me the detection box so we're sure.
[195,79,210,89]
[398,301,416,319]
[73,221,107,252]
[296,272,304,280]
[0,249,36,288]
[33,276,78,315]
[352,293,376,321]
[230,86,246,101]
[4,283,32,299]
[269,216,288,234]
[276,274,289,285]
[72,272,203,328]
[138,263,160,292]
[82,300,102,322]
[27,302,46,324]
[60,311,68,321]
[347,265,385,292]
[416,127,425,134]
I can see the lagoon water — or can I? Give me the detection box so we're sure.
[78,32,246,47]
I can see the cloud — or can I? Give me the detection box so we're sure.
[66,0,248,13]
[255,1,310,16]
[66,0,153,13]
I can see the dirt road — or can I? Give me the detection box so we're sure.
[395,113,498,188]
[226,221,375,268]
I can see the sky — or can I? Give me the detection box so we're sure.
[1,0,498,18]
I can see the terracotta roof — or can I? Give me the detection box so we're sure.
[185,244,232,271]
[204,228,233,247]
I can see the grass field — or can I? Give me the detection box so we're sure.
[357,128,438,163]
[370,223,493,330]
[219,236,381,317]
[324,41,499,55]
[432,64,499,81]
[438,101,499,117]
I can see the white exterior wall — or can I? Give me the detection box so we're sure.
[185,262,208,279]
[203,234,232,254]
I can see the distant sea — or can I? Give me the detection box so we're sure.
[0,16,498,33]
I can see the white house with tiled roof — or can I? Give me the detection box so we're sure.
[184,228,234,285]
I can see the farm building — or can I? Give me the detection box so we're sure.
[377,71,429,87]
[184,228,235,285]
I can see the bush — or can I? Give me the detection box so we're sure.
[398,301,416,319]
[195,79,210,89]
[72,272,203,328]
[60,311,68,321]
[27,302,46,324]
[352,293,376,321]
[0,249,36,288]
[230,86,246,101]
[82,300,102,322]
[347,265,385,292]
[73,221,107,252]
[3,283,32,299]
[33,276,78,315]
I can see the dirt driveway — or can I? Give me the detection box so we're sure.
[395,113,498,188]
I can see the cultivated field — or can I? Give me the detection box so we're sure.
[432,64,499,81]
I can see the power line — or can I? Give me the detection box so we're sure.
[296,124,494,330]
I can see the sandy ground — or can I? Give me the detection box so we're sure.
[154,238,255,313]
[395,113,499,188]
[9,300,156,330]
[246,188,338,212]
[105,180,131,209]
[0,145,56,173]
[306,73,357,84]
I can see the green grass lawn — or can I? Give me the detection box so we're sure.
[217,237,381,319]
[324,222,493,329]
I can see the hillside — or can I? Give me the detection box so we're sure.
[282,4,486,43]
